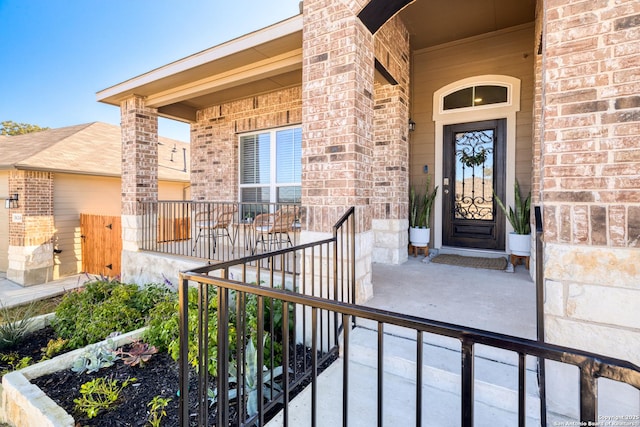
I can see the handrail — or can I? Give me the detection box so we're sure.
[184,277,640,385]
[177,204,639,426]
[183,274,640,426]
[178,207,356,426]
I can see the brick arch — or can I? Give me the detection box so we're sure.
[357,0,412,34]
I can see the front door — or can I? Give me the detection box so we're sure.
[442,119,506,250]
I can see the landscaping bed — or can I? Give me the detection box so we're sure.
[1,279,338,426]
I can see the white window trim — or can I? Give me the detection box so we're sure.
[238,125,301,206]
[432,75,521,253]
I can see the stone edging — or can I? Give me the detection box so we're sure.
[1,327,146,427]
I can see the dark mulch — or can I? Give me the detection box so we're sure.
[30,340,336,427]
[0,325,58,372]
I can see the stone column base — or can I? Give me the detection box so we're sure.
[7,244,54,286]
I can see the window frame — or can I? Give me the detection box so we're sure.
[238,125,302,206]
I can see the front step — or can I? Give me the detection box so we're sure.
[267,357,542,427]
[346,325,541,418]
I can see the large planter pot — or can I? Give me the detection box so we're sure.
[509,232,531,256]
[409,227,431,248]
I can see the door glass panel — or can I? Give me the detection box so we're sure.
[454,130,494,220]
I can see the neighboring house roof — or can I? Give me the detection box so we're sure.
[0,122,190,182]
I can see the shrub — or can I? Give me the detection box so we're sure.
[144,286,232,376]
[52,280,172,349]
[0,302,36,350]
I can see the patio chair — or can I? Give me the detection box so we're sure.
[253,206,300,253]
[191,204,237,255]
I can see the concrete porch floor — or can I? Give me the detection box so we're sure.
[367,256,537,339]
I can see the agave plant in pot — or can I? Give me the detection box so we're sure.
[494,180,531,256]
[409,176,438,248]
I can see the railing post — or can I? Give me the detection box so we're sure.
[178,274,189,427]
[461,338,474,427]
[217,284,230,427]
[580,361,598,424]
[377,322,384,427]
[198,283,209,426]
[534,206,547,426]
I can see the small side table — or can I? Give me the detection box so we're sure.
[409,244,428,257]
[510,254,530,270]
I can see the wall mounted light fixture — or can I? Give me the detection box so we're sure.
[5,194,18,209]
[408,118,416,132]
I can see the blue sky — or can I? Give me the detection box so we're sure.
[0,1,301,141]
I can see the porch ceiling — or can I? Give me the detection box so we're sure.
[96,1,535,123]
[399,0,536,50]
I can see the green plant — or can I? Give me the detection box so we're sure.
[212,336,286,417]
[147,395,171,427]
[52,280,171,349]
[409,175,439,228]
[74,376,137,419]
[116,340,158,367]
[0,353,32,376]
[239,288,293,368]
[144,286,232,376]
[71,340,119,374]
[494,180,531,235]
[0,302,36,350]
[41,337,69,359]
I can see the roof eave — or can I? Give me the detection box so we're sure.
[96,14,303,108]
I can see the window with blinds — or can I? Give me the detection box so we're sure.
[239,126,301,205]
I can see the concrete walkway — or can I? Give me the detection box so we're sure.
[367,256,537,339]
[268,256,542,427]
[0,273,87,309]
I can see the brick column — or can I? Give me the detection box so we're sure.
[120,96,158,281]
[540,2,640,418]
[301,0,375,302]
[7,170,54,286]
[372,15,410,264]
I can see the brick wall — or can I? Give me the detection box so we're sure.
[542,2,640,247]
[8,170,54,247]
[541,0,640,367]
[372,15,410,221]
[7,170,54,285]
[120,96,158,216]
[301,0,375,233]
[190,87,302,201]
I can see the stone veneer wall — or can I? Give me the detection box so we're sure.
[6,170,54,286]
[189,87,302,201]
[540,1,640,416]
[372,15,411,264]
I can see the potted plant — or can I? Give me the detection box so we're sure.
[409,176,438,248]
[494,180,531,256]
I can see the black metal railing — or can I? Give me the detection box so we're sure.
[177,206,640,426]
[140,201,302,262]
[180,281,640,426]
[178,207,356,426]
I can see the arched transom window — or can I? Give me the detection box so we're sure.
[443,85,508,110]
